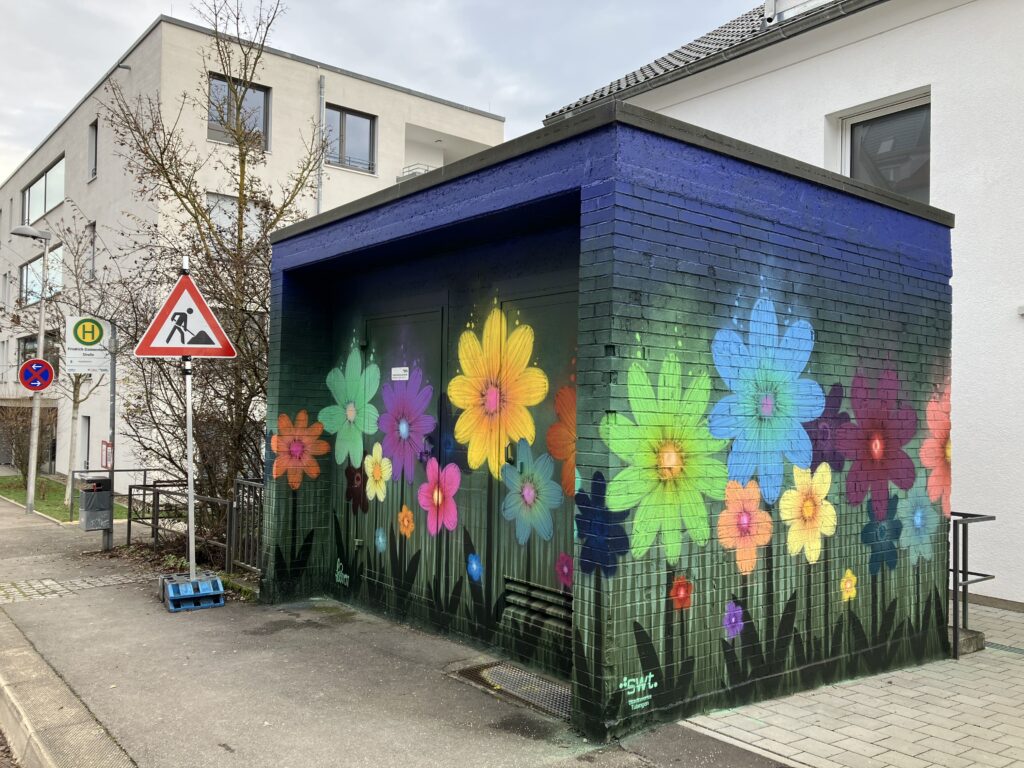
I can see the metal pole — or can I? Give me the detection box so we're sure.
[184,355,196,581]
[952,520,960,660]
[25,236,53,516]
[103,323,117,551]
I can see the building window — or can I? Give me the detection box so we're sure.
[18,332,59,374]
[18,246,63,305]
[88,121,98,180]
[21,157,65,224]
[208,73,270,148]
[843,99,930,204]
[325,106,376,173]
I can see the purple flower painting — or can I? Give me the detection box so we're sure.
[723,600,744,640]
[378,367,437,485]
[806,383,850,473]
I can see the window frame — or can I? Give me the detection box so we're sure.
[21,156,65,225]
[840,93,931,202]
[207,72,271,149]
[88,120,99,181]
[18,245,63,307]
[324,104,377,174]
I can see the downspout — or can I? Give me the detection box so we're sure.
[316,72,325,215]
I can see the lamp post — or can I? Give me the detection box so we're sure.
[11,224,54,515]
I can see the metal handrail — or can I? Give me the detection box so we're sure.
[949,511,995,659]
[68,467,163,523]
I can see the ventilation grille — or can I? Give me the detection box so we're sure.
[457,661,571,720]
[503,577,572,632]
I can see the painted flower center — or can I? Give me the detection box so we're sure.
[521,481,537,507]
[432,486,444,509]
[737,510,753,535]
[345,402,357,423]
[945,438,952,464]
[483,384,502,415]
[288,439,305,459]
[913,508,924,530]
[843,579,854,592]
[398,418,410,440]
[759,393,775,418]
[656,442,684,481]
[870,434,884,461]
[820,422,832,443]
[372,464,382,482]
[352,472,362,488]
[877,524,887,542]
[800,497,817,522]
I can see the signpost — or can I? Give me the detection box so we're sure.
[18,359,54,392]
[66,316,111,375]
[135,266,236,586]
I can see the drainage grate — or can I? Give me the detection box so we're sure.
[986,642,1024,656]
[457,661,571,721]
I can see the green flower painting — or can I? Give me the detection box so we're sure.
[319,347,381,466]
[601,353,727,561]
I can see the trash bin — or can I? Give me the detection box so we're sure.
[79,475,113,531]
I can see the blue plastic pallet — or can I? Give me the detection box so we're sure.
[160,573,225,613]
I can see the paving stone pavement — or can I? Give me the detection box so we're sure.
[683,603,1024,768]
[0,573,150,604]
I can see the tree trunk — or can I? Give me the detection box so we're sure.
[63,377,83,508]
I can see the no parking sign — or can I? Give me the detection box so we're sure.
[18,358,54,392]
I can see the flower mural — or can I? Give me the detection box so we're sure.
[723,601,744,640]
[448,307,549,479]
[779,464,837,564]
[861,495,903,575]
[344,458,368,513]
[670,575,694,611]
[897,481,938,564]
[837,369,918,521]
[840,569,858,601]
[363,442,392,502]
[501,439,563,545]
[717,480,773,575]
[467,553,483,583]
[920,382,951,517]
[418,457,461,536]
[546,385,577,497]
[601,354,726,559]
[319,348,381,466]
[575,472,629,578]
[271,410,330,490]
[398,504,415,539]
[806,383,850,473]
[379,367,437,485]
[374,527,387,554]
[709,298,825,504]
[555,553,573,589]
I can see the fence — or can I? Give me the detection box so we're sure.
[949,510,995,659]
[126,477,264,575]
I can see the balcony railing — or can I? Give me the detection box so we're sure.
[397,163,438,183]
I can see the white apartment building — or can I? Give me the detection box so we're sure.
[0,16,503,487]
[547,0,1021,602]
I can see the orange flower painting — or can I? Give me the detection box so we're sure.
[271,410,330,490]
[447,307,548,479]
[546,385,577,496]
[717,480,773,575]
[920,383,951,517]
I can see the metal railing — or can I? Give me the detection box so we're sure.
[396,162,438,182]
[950,510,995,659]
[68,467,163,523]
[126,476,264,576]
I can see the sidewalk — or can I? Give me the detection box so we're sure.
[0,497,778,768]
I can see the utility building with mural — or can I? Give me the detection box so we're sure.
[265,104,953,737]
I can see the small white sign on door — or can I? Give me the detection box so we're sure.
[391,366,409,382]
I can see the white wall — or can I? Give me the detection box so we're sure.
[626,0,1023,600]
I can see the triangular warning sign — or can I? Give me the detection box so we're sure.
[134,274,237,358]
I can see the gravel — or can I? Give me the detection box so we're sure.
[0,725,18,768]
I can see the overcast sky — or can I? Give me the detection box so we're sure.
[0,0,757,182]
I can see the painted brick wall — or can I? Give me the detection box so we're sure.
[570,126,951,737]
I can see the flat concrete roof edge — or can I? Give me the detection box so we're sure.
[271,101,953,245]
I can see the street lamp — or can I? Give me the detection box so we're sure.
[11,224,54,516]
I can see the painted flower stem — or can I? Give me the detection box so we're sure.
[765,503,775,653]
[291,488,299,568]
[824,538,831,655]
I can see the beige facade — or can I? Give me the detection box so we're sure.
[0,16,503,482]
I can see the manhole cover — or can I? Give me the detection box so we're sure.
[457,661,571,721]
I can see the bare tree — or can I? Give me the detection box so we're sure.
[103,0,324,498]
[0,204,128,506]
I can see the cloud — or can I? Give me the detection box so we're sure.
[0,0,758,181]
